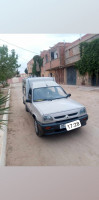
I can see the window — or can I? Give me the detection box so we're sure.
[51,51,58,60]
[54,51,58,59]
[56,53,58,58]
[51,52,54,60]
[28,88,32,100]
[33,86,67,102]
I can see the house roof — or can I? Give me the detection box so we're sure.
[65,34,98,50]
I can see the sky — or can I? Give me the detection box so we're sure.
[0,34,85,73]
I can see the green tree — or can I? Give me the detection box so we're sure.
[75,39,99,85]
[0,45,21,86]
[32,55,43,77]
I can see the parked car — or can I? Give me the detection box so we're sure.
[22,77,88,136]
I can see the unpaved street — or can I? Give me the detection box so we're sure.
[6,83,99,166]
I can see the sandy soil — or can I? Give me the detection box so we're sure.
[6,83,99,166]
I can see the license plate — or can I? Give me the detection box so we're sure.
[66,120,81,131]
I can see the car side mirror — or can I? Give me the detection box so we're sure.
[26,99,31,103]
[67,93,71,98]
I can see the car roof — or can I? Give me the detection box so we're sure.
[32,80,59,89]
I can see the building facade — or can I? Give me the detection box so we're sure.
[27,34,99,86]
[64,34,99,86]
[41,42,70,84]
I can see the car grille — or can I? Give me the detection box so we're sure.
[68,112,78,116]
[54,112,78,120]
[54,115,66,119]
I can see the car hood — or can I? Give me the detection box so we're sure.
[34,98,84,115]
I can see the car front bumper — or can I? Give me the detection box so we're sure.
[37,114,88,136]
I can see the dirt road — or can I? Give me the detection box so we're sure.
[6,83,99,166]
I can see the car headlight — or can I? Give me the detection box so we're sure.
[43,115,53,121]
[80,107,86,115]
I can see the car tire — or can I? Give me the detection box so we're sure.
[25,105,29,112]
[23,97,25,104]
[34,118,42,137]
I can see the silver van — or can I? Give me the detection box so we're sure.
[22,77,88,136]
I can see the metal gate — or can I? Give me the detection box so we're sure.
[67,66,76,85]
[55,68,64,84]
[91,73,99,86]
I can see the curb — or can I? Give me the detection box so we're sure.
[0,89,10,166]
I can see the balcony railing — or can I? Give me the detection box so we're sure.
[65,54,80,65]
[44,58,61,70]
[44,62,50,70]
[51,58,60,69]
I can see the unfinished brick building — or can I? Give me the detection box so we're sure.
[41,34,99,86]
[41,42,70,84]
[27,34,99,86]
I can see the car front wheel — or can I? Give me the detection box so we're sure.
[25,105,29,112]
[34,118,42,137]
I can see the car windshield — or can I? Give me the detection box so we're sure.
[33,86,67,102]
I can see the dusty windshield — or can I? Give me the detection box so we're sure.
[33,86,67,102]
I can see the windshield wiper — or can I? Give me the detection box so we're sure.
[34,99,52,102]
[54,94,71,99]
[52,96,67,100]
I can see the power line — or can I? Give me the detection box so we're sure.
[5,49,29,66]
[1,44,30,65]
[0,38,39,54]
[7,48,29,62]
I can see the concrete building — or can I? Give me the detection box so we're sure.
[64,34,99,86]
[41,42,70,84]
[27,59,34,75]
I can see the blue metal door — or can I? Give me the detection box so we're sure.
[91,73,99,86]
[67,66,76,85]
